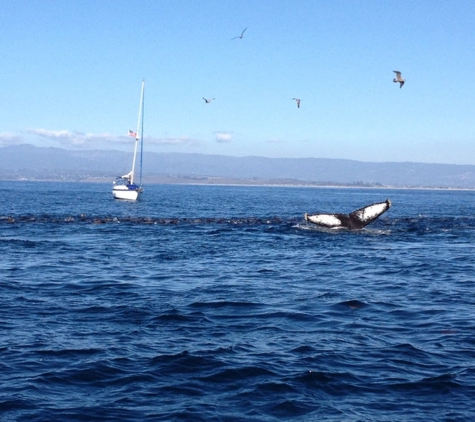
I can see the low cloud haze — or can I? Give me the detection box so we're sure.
[18,129,203,150]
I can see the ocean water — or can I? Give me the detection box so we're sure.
[1,181,475,421]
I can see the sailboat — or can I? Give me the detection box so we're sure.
[112,80,145,200]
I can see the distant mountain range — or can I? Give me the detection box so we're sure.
[2,144,475,188]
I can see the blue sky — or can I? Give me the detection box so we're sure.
[2,0,475,164]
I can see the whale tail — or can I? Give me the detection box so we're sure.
[349,199,391,228]
[305,199,391,230]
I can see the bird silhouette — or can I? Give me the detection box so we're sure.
[393,71,405,88]
[292,98,301,108]
[202,97,215,103]
[232,28,247,40]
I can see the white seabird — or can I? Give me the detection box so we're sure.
[393,71,405,88]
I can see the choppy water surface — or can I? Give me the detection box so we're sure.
[1,182,475,421]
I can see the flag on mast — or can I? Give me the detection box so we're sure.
[128,129,137,138]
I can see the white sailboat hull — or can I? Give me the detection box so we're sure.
[112,185,142,200]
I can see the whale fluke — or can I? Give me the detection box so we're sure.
[304,199,392,230]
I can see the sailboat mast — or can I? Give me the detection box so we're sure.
[139,81,145,186]
[130,80,145,185]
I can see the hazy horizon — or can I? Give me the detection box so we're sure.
[4,143,475,167]
[3,144,475,189]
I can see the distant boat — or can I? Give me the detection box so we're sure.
[112,81,145,200]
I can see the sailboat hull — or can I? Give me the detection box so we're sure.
[112,185,143,200]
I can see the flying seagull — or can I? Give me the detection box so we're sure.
[232,28,247,40]
[292,98,301,108]
[202,97,215,103]
[393,71,405,88]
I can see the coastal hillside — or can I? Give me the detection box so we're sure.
[2,144,475,188]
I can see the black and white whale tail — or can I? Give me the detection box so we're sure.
[304,199,392,230]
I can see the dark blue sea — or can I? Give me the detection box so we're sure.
[2,181,475,421]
